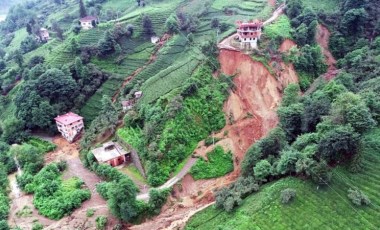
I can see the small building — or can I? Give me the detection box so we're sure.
[151,36,160,44]
[92,142,129,167]
[121,100,133,112]
[39,28,50,41]
[79,16,98,30]
[236,19,263,49]
[134,91,143,99]
[55,112,84,143]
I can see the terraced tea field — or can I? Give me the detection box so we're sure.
[186,129,380,230]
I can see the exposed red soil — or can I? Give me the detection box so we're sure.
[279,39,297,52]
[131,41,298,230]
[268,0,276,7]
[316,24,338,81]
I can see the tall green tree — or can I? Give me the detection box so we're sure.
[107,177,139,222]
[79,0,87,18]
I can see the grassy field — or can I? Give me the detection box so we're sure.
[263,15,292,40]
[186,128,380,229]
[190,146,234,180]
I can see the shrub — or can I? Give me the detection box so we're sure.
[86,208,95,217]
[148,188,171,215]
[96,182,111,199]
[347,189,370,206]
[96,216,108,230]
[280,188,296,204]
[31,222,43,230]
[204,137,221,147]
[190,146,233,180]
[215,176,259,212]
[0,220,9,230]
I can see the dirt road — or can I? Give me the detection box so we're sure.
[137,158,197,201]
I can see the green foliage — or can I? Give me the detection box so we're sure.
[278,103,304,142]
[280,188,296,204]
[253,160,272,181]
[20,163,91,220]
[347,188,370,206]
[318,125,360,163]
[86,208,95,217]
[11,144,44,175]
[148,188,171,215]
[264,15,292,40]
[295,45,327,78]
[26,138,56,153]
[95,216,108,230]
[190,146,233,180]
[107,177,139,222]
[31,222,43,230]
[215,176,259,212]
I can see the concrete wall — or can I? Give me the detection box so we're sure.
[117,136,146,178]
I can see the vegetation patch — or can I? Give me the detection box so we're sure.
[21,163,91,220]
[264,15,292,40]
[190,146,233,180]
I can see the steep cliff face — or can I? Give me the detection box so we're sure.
[217,48,298,164]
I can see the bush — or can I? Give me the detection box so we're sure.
[190,146,233,180]
[347,188,370,206]
[32,222,43,230]
[86,208,95,217]
[215,176,259,212]
[96,182,111,199]
[148,188,171,215]
[204,137,221,147]
[0,220,9,230]
[96,216,107,230]
[280,188,296,204]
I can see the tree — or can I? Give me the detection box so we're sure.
[26,23,32,34]
[278,103,304,142]
[142,15,154,37]
[253,160,272,181]
[20,35,39,53]
[79,0,87,18]
[302,91,331,132]
[98,30,116,56]
[318,125,360,162]
[165,15,178,34]
[281,84,300,107]
[1,118,26,144]
[286,0,303,19]
[13,49,24,68]
[330,92,376,133]
[107,177,139,222]
[341,8,368,36]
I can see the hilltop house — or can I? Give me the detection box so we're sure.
[79,16,98,30]
[121,91,143,112]
[39,28,50,42]
[236,20,263,49]
[92,142,129,167]
[55,112,84,143]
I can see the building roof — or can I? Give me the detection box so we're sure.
[121,100,133,106]
[236,19,263,28]
[92,142,129,162]
[54,112,83,125]
[40,28,48,32]
[80,16,97,22]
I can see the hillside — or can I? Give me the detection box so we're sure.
[0,0,379,229]
[187,129,380,229]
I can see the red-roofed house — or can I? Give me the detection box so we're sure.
[236,19,263,49]
[79,16,98,30]
[55,112,84,142]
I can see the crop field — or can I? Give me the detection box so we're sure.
[80,40,153,123]
[302,0,342,12]
[5,28,28,53]
[186,129,380,230]
[26,137,57,153]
